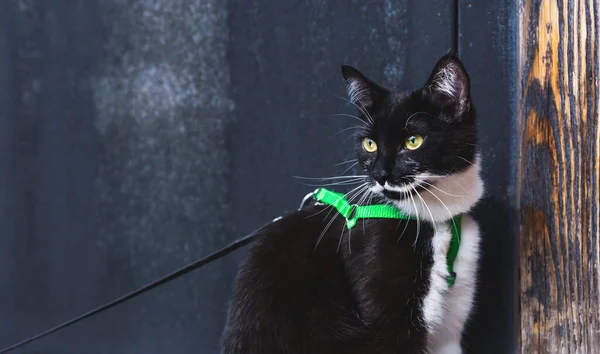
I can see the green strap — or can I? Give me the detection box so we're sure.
[313,188,462,288]
[446,215,462,287]
[314,188,410,229]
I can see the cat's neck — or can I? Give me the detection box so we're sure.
[392,157,484,223]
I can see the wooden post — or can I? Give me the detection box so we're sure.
[518,0,600,352]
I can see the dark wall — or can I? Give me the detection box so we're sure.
[459,1,518,353]
[0,0,515,353]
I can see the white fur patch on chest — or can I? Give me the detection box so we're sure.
[424,215,481,351]
[421,222,453,329]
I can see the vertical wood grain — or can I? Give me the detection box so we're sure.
[518,0,600,352]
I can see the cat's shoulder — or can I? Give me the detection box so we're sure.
[242,204,343,266]
[252,204,340,243]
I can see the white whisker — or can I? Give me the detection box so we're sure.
[346,227,352,254]
[335,96,375,125]
[441,173,471,194]
[396,214,411,242]
[298,179,365,188]
[312,183,370,251]
[305,183,366,221]
[421,185,455,222]
[455,156,477,167]
[304,204,334,220]
[324,184,368,221]
[333,126,365,137]
[326,113,369,126]
[363,189,375,234]
[293,175,367,181]
[340,162,359,176]
[319,183,367,219]
[333,159,357,167]
[342,132,364,144]
[419,180,466,198]
[407,188,421,248]
[338,186,369,253]
[315,211,341,251]
[413,184,437,235]
[343,187,369,253]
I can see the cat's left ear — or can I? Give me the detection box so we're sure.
[341,65,387,111]
[423,54,471,121]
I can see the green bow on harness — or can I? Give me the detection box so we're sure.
[311,188,462,287]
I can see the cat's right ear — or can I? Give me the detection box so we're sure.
[341,65,386,111]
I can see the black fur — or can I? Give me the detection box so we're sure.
[222,208,432,353]
[221,54,477,353]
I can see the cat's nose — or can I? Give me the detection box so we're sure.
[373,170,389,185]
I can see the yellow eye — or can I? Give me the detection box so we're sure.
[404,135,424,150]
[362,138,377,153]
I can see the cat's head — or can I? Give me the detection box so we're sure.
[341,54,483,221]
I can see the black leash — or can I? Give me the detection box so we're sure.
[0,191,318,353]
[0,221,274,353]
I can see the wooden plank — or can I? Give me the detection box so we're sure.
[518,0,600,352]
[458,1,519,353]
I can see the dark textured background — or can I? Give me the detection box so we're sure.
[0,0,516,353]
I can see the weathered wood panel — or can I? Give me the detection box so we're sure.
[518,0,600,352]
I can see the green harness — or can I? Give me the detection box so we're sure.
[311,188,462,287]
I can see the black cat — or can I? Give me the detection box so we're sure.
[221,54,484,354]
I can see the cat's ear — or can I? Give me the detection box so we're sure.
[423,54,470,120]
[341,65,386,111]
